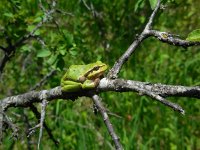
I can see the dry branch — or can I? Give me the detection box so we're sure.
[0,78,199,111]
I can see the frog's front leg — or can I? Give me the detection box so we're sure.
[82,78,100,89]
[61,80,82,92]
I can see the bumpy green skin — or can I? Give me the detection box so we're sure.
[61,61,108,92]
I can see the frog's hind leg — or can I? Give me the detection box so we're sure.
[61,81,82,92]
[82,79,100,89]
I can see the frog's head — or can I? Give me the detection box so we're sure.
[86,61,108,80]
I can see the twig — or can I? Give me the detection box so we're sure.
[0,0,56,77]
[55,9,74,16]
[31,35,46,47]
[148,30,200,47]
[4,113,19,140]
[0,106,3,143]
[92,95,123,150]
[137,87,185,114]
[99,78,185,114]
[38,0,47,13]
[30,70,57,91]
[28,69,58,146]
[0,110,19,142]
[107,0,161,79]
[14,5,55,48]
[107,0,200,79]
[29,104,59,146]
[28,124,41,137]
[81,0,108,50]
[24,2,58,145]
[98,78,200,99]
[22,111,33,150]
[81,0,91,11]
[144,0,161,30]
[38,99,48,150]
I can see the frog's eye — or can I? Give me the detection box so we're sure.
[93,66,100,71]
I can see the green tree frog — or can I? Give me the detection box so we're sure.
[61,61,108,92]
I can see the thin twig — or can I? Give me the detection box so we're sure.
[14,8,55,48]
[3,112,19,140]
[144,0,161,30]
[107,0,161,79]
[55,9,74,16]
[81,0,91,11]
[30,70,57,91]
[31,35,46,47]
[28,124,41,137]
[0,0,56,77]
[137,87,185,114]
[38,99,48,150]
[22,111,33,150]
[38,0,47,13]
[0,106,3,143]
[29,69,58,146]
[29,104,59,146]
[92,95,123,150]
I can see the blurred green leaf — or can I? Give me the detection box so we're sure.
[3,12,14,18]
[37,49,51,57]
[27,25,40,35]
[186,29,200,41]
[47,54,58,64]
[33,16,42,23]
[20,45,31,52]
[64,31,74,46]
[58,45,67,55]
[134,0,145,12]
[69,44,78,56]
[27,25,35,32]
[149,0,157,9]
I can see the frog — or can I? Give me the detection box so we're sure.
[61,61,108,92]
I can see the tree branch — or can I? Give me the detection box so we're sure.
[92,95,122,150]
[144,0,161,30]
[98,78,200,99]
[29,104,59,146]
[107,0,200,80]
[148,30,200,47]
[0,78,199,112]
[38,99,48,150]
[107,0,161,79]
[0,78,199,147]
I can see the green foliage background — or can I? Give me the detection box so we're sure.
[0,0,199,149]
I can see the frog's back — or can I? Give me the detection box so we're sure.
[65,64,86,81]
